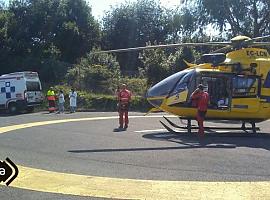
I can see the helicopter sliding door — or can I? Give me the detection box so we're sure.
[198,73,231,110]
[195,73,261,113]
[231,75,260,113]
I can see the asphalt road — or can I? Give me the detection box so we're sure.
[0,111,270,199]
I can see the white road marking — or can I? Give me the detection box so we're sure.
[135,129,168,133]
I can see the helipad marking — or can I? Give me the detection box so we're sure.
[6,165,270,200]
[0,115,175,135]
[0,115,270,199]
[135,129,167,133]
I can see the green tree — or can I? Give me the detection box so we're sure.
[102,0,170,71]
[54,0,101,63]
[189,0,270,37]
[166,7,197,43]
[7,0,101,63]
[139,41,200,85]
[66,50,121,93]
[139,45,170,85]
[0,0,101,83]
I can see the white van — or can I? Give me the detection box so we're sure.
[0,71,43,113]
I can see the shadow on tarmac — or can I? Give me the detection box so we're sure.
[68,131,270,153]
[68,145,234,153]
[0,111,34,117]
[142,131,270,151]
[113,128,127,132]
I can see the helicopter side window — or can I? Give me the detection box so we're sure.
[232,76,258,97]
[263,72,270,88]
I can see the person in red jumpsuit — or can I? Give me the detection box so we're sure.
[190,84,209,137]
[117,84,132,129]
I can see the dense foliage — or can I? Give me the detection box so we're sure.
[0,0,100,82]
[66,50,121,93]
[189,0,270,37]
[1,0,270,94]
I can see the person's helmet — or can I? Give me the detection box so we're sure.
[121,84,127,89]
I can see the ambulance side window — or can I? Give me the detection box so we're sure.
[26,81,41,91]
[1,87,5,93]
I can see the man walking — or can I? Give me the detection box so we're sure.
[190,84,209,137]
[117,84,132,129]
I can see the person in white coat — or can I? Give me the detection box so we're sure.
[69,88,77,113]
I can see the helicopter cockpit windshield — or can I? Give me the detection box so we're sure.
[146,69,195,107]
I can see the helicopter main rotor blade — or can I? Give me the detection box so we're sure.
[94,42,229,54]
[252,35,270,41]
[212,45,232,53]
[93,35,270,54]
[251,42,270,46]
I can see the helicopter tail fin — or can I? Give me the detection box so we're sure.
[183,60,196,68]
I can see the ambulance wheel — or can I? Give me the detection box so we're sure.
[8,103,18,114]
[26,106,34,113]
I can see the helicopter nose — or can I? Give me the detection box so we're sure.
[146,85,168,107]
[146,71,188,107]
[146,93,165,107]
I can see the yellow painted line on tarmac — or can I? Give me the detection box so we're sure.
[10,165,270,200]
[0,115,174,135]
[0,115,270,199]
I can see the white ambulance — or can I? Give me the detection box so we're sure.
[0,71,43,113]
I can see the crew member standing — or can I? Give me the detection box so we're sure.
[69,88,77,113]
[117,84,132,129]
[47,87,56,113]
[58,90,65,113]
[190,84,209,137]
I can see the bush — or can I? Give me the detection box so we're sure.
[77,92,150,111]
[39,59,71,84]
[41,86,151,112]
[139,46,170,85]
[120,77,148,96]
[65,50,121,93]
[83,64,114,93]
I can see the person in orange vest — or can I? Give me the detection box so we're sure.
[190,84,209,137]
[47,87,56,113]
[117,84,132,129]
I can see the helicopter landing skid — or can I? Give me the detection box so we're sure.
[160,116,260,134]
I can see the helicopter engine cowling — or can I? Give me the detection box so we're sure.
[202,53,226,66]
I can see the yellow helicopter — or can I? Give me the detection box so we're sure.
[98,35,270,134]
